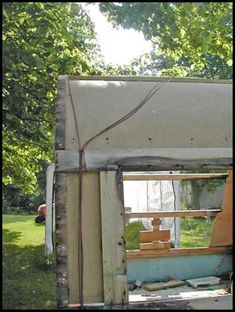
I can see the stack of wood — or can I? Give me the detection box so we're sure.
[139,218,171,251]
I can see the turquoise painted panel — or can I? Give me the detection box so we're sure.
[127,254,232,282]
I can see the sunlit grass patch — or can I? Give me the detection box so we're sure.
[3,214,56,310]
[125,221,146,250]
[3,214,45,247]
[180,217,215,247]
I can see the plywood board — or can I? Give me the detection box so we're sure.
[100,171,128,305]
[66,172,103,304]
[210,170,233,247]
[82,172,104,303]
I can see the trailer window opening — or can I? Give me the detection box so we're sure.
[123,170,227,251]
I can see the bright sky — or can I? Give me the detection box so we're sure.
[81,3,152,65]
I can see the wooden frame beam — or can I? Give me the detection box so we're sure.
[100,171,128,305]
[127,246,231,259]
[123,173,228,181]
[210,169,233,247]
[126,209,220,219]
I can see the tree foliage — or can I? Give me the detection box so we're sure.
[129,51,232,79]
[3,2,103,194]
[99,2,233,76]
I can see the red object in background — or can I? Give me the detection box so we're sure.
[38,204,46,217]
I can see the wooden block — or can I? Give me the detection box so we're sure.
[152,218,161,231]
[151,218,161,226]
[140,230,170,243]
[144,280,185,291]
[140,241,171,251]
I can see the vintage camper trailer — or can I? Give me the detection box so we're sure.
[54,76,232,309]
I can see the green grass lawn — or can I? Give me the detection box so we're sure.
[180,217,215,248]
[125,221,146,250]
[3,215,56,310]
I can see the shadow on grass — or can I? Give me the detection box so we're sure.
[3,231,56,310]
[3,229,22,244]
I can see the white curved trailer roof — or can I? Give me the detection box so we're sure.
[56,76,232,171]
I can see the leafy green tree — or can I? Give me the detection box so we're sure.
[3,2,103,194]
[129,51,232,79]
[99,2,232,76]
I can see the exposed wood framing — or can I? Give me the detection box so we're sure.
[66,173,79,304]
[55,75,69,308]
[100,171,128,305]
[55,149,232,172]
[126,209,220,219]
[115,157,232,171]
[123,173,228,181]
[55,76,66,150]
[55,172,68,308]
[127,246,232,259]
[210,170,233,247]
